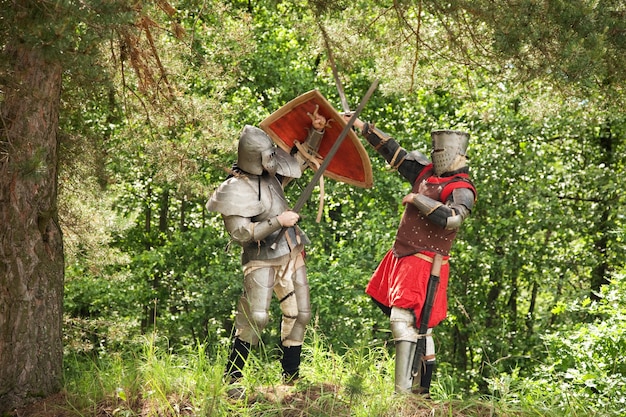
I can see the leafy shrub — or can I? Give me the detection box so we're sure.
[484,273,626,416]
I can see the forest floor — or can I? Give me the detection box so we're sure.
[8,384,505,417]
[11,393,73,417]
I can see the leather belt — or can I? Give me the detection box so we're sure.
[414,253,449,265]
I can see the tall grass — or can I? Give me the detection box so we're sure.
[59,328,622,417]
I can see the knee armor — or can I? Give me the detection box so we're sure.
[390,307,419,342]
[235,267,274,345]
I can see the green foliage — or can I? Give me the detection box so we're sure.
[112,219,242,345]
[62,325,626,416]
[54,0,626,414]
[456,0,626,92]
[474,275,626,416]
[533,275,626,415]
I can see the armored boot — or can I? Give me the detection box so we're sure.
[280,344,302,384]
[224,337,250,400]
[394,341,417,394]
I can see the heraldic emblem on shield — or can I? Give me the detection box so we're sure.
[260,90,373,188]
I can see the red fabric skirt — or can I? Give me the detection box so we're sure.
[365,250,450,328]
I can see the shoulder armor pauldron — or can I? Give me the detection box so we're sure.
[206,175,265,217]
[404,150,430,166]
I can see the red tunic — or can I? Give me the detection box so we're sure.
[366,250,450,327]
[366,165,475,327]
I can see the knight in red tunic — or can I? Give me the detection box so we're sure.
[351,118,477,396]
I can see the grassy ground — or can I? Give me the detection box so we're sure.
[8,332,587,417]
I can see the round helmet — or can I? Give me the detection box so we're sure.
[237,125,277,175]
[430,130,469,176]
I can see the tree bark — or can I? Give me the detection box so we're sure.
[0,42,64,412]
[590,120,615,301]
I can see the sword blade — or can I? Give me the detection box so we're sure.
[319,20,351,113]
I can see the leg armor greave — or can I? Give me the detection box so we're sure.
[280,266,311,347]
[394,340,417,394]
[235,267,275,345]
[390,307,419,393]
[390,307,436,394]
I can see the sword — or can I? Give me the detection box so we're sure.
[411,253,443,391]
[270,79,379,250]
[319,22,351,114]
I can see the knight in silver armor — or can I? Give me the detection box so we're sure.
[206,125,312,397]
[348,117,477,397]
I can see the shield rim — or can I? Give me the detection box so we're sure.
[260,89,373,188]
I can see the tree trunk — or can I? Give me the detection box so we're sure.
[590,120,615,301]
[141,182,153,331]
[0,43,64,412]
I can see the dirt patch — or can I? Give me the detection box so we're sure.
[10,392,74,417]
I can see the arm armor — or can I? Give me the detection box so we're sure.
[362,123,429,183]
[303,128,324,153]
[223,214,283,244]
[411,188,475,230]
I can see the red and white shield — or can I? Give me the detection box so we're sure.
[260,90,373,188]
